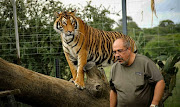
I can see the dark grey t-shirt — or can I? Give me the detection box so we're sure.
[110,54,164,107]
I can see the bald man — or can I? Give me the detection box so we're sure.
[110,38,165,107]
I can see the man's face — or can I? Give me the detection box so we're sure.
[113,40,131,66]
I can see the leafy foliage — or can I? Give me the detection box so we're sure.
[0,0,68,79]
[114,16,141,34]
[144,34,180,57]
[79,1,116,31]
[153,54,180,102]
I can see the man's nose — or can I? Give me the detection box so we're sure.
[114,53,120,57]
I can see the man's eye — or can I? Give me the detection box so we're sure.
[117,50,122,53]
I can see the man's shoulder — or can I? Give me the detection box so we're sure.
[112,61,120,68]
[110,62,120,80]
[111,62,121,74]
[135,54,156,67]
[136,54,151,61]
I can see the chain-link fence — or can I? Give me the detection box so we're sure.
[0,0,180,75]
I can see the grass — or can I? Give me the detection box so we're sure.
[104,62,180,107]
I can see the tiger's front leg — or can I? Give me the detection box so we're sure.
[74,51,87,89]
[64,52,77,83]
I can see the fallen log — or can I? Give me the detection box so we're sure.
[0,58,110,107]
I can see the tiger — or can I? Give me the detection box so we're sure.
[54,10,137,89]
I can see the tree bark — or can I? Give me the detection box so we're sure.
[0,89,21,97]
[0,58,110,107]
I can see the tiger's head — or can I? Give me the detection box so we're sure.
[54,11,79,41]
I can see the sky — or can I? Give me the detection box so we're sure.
[59,0,180,28]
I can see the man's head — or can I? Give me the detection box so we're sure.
[113,38,133,66]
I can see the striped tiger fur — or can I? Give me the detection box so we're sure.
[54,11,137,89]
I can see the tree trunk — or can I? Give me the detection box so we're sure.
[0,58,110,107]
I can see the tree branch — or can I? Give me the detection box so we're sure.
[0,58,110,107]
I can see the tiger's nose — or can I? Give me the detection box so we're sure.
[67,31,72,35]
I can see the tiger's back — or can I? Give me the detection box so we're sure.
[85,26,136,67]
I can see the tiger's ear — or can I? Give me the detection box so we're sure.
[54,12,60,18]
[70,10,76,15]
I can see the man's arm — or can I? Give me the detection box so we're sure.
[110,90,117,107]
[151,79,165,106]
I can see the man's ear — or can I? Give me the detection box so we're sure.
[54,12,60,18]
[128,47,132,52]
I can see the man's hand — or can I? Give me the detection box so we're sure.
[151,80,165,105]
[110,90,117,107]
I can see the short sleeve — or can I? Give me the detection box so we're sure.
[146,59,164,83]
[109,64,116,91]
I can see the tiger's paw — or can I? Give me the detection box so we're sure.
[74,80,85,90]
[69,78,75,83]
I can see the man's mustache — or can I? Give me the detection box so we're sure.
[117,56,123,60]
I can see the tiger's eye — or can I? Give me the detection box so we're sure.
[70,17,74,24]
[62,17,67,25]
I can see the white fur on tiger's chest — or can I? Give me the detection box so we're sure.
[61,33,79,58]
[62,40,78,60]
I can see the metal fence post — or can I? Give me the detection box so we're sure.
[55,59,60,78]
[11,0,20,64]
[122,0,127,35]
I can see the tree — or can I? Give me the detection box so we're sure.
[158,20,175,34]
[174,23,180,33]
[80,1,116,31]
[159,20,174,27]
[0,58,110,107]
[118,16,133,25]
[114,16,140,34]
[144,34,180,57]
